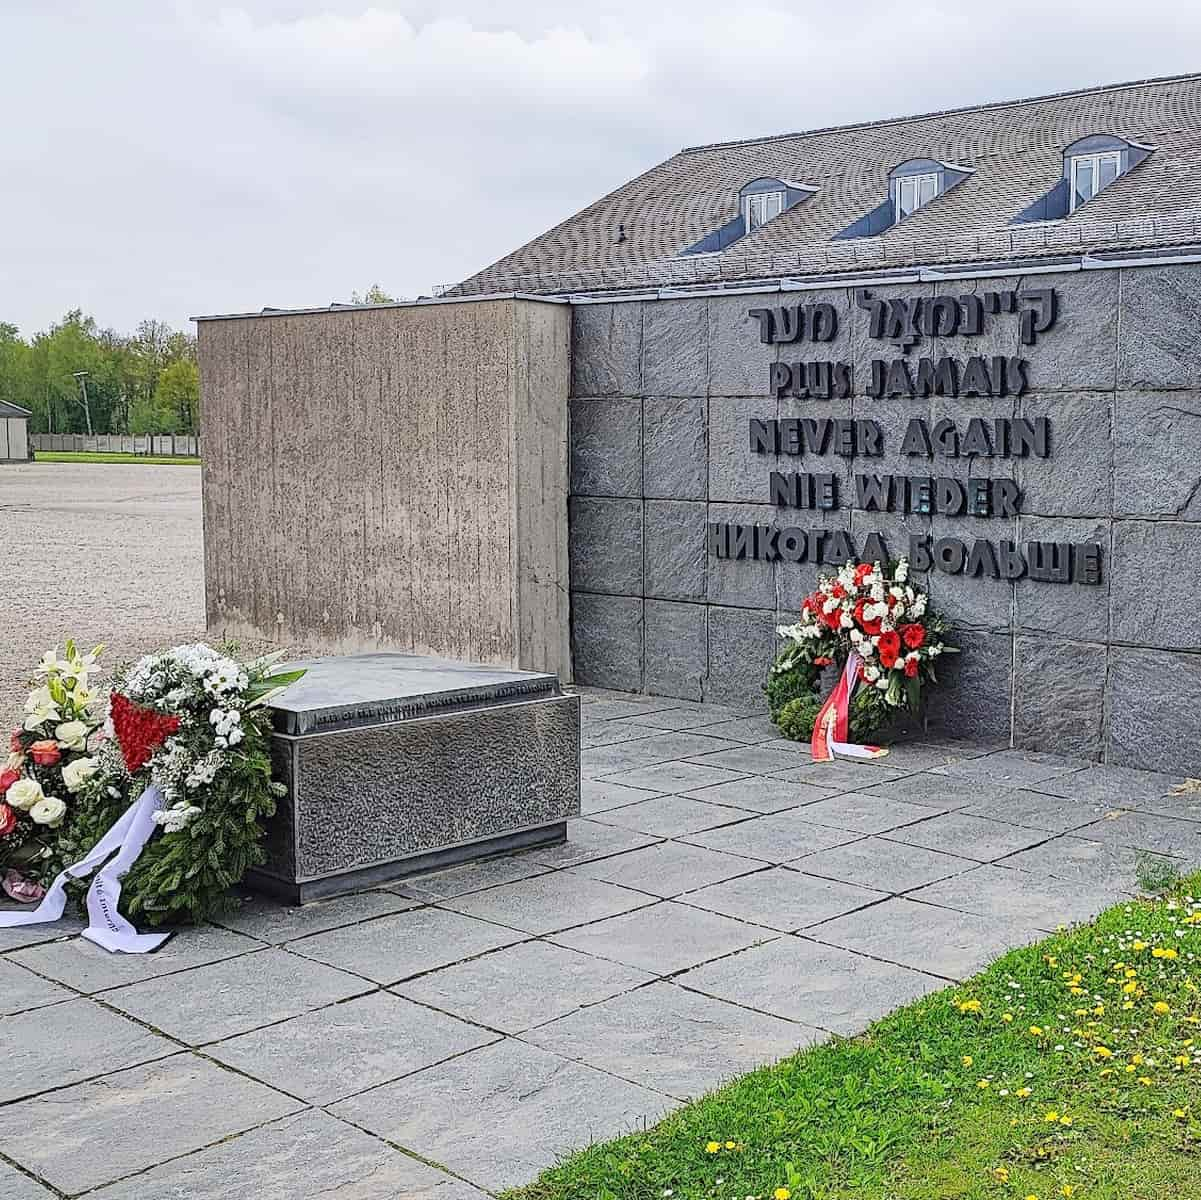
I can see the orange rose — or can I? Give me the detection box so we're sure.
[29,740,61,767]
[0,803,16,837]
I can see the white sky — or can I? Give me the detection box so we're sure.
[5,1,1201,334]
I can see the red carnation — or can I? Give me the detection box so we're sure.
[877,630,902,669]
[29,740,61,767]
[0,768,18,795]
[853,600,882,638]
[814,656,832,667]
[900,623,926,650]
[854,563,873,584]
[0,803,16,838]
[904,657,919,678]
[109,692,182,774]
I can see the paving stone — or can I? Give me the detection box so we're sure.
[603,759,749,793]
[998,835,1168,893]
[1033,763,1185,806]
[213,889,418,943]
[0,917,84,954]
[686,745,819,776]
[858,740,988,773]
[644,396,707,500]
[571,593,644,692]
[683,867,884,931]
[678,935,944,1034]
[809,897,1047,980]
[331,1039,671,1193]
[581,731,743,777]
[8,924,261,994]
[770,760,913,789]
[934,748,1088,787]
[0,1161,54,1200]
[0,1055,301,1196]
[87,1108,489,1200]
[855,772,1007,811]
[682,776,850,812]
[571,840,760,898]
[582,778,666,814]
[396,855,556,900]
[0,957,72,1015]
[525,818,660,867]
[569,396,642,497]
[287,907,524,984]
[682,812,860,863]
[442,871,653,934]
[793,836,976,893]
[525,981,815,1100]
[551,900,773,974]
[581,721,657,748]
[101,947,372,1045]
[620,703,754,731]
[885,811,1051,862]
[581,697,682,722]
[791,792,940,835]
[394,941,653,1034]
[909,865,1125,931]
[688,716,784,743]
[1073,811,1201,863]
[958,788,1114,833]
[1134,790,1201,824]
[592,793,748,837]
[3,997,173,1103]
[208,991,496,1105]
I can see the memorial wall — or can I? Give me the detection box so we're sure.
[567,261,1201,771]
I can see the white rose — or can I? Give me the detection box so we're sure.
[61,756,98,794]
[7,778,44,811]
[30,796,67,827]
[55,721,89,751]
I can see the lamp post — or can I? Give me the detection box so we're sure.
[71,371,93,436]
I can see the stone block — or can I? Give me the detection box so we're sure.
[848,282,931,394]
[571,592,644,691]
[644,599,706,700]
[1111,521,1201,648]
[642,298,708,395]
[933,273,1022,361]
[1014,515,1110,641]
[1117,262,1201,389]
[707,502,777,608]
[708,292,778,396]
[569,398,642,497]
[927,513,1017,632]
[1012,635,1106,759]
[260,654,580,899]
[1114,390,1201,518]
[704,605,778,708]
[1022,268,1118,392]
[708,395,779,502]
[645,500,706,600]
[644,396,707,499]
[0,1161,53,1200]
[1017,392,1112,517]
[1109,646,1201,775]
[571,302,641,396]
[924,629,1014,743]
[569,496,643,594]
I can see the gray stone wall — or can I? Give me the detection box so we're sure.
[567,262,1201,772]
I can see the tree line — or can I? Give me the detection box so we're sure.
[0,311,200,436]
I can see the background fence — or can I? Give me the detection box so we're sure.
[31,433,201,457]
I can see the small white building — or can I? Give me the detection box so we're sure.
[0,400,30,463]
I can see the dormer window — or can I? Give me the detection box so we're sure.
[1069,150,1121,210]
[894,172,938,220]
[745,189,785,232]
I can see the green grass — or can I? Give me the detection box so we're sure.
[507,877,1201,1200]
[33,451,200,466]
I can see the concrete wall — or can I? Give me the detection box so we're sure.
[30,434,200,456]
[199,298,572,678]
[567,262,1201,772]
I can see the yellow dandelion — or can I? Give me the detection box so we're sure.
[1099,1068,1114,1078]
[1153,947,1179,960]
[992,1167,1011,1183]
[962,1055,974,1067]
[773,1189,791,1200]
[1094,1046,1113,1059]
[1030,1026,1044,1036]
[1139,1076,1154,1086]
[1059,1115,1073,1127]
[1122,981,1138,994]
[724,1141,736,1150]
[1061,1187,1075,1198]
[1131,1053,1145,1065]
[977,1079,991,1089]
[705,1142,721,1154]
[1174,1055,1191,1067]
[1154,1002,1171,1015]
[1017,1087,1033,1098]
[1123,1000,1136,1010]
[1174,1108,1189,1121]
[1133,940,1148,951]
[1002,1012,1014,1023]
[1044,1109,1060,1122]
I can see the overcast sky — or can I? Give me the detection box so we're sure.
[6,1,1201,336]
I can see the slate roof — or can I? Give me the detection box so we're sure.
[452,74,1201,296]
[0,400,31,418]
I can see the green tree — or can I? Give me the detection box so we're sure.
[350,284,399,304]
[139,358,199,434]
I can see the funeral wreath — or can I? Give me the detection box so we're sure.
[766,558,958,744]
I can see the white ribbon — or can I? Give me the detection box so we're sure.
[0,785,171,954]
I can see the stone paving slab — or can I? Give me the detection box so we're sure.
[958,788,1115,833]
[793,792,941,835]
[854,772,1001,810]
[1026,762,1186,804]
[999,834,1180,891]
[0,1055,301,1195]
[793,836,977,893]
[885,811,1053,862]
[1073,810,1201,861]
[591,792,750,836]
[682,776,850,811]
[100,946,373,1045]
[602,759,749,794]
[682,812,860,863]
[933,748,1089,787]
[393,940,654,1034]
[0,1160,53,1200]
[0,957,72,1015]
[207,991,498,1105]
[770,760,914,789]
[4,997,174,1103]
[524,817,660,866]
[392,854,557,900]
[212,889,418,942]
[87,1109,490,1200]
[809,896,1048,980]
[0,920,85,954]
[581,732,744,777]
[685,745,820,776]
[523,980,818,1099]
[678,935,945,1034]
[681,867,885,931]
[582,778,666,813]
[330,1038,672,1193]
[287,906,524,984]
[569,840,760,898]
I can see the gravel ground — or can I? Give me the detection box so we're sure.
[0,462,211,713]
